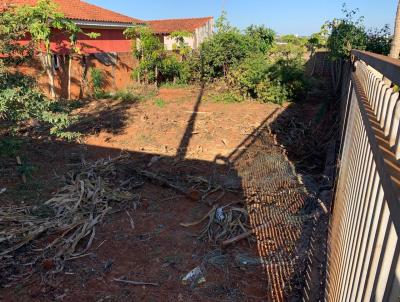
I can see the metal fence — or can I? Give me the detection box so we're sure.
[326,51,400,301]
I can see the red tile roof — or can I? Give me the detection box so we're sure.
[0,0,143,24]
[147,17,213,34]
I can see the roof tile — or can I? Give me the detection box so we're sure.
[1,0,143,24]
[147,17,213,34]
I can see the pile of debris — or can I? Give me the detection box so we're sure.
[0,153,250,286]
[180,204,254,244]
[0,156,140,284]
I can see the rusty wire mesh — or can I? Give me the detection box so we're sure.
[230,123,317,301]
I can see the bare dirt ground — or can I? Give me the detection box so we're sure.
[81,87,282,161]
[0,83,334,301]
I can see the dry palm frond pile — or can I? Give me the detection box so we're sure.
[0,156,139,283]
[181,204,253,244]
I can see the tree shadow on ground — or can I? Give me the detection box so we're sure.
[0,72,337,302]
[69,98,141,136]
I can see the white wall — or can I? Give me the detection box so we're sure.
[193,18,214,49]
[161,17,214,50]
[163,36,195,51]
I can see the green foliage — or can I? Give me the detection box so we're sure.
[125,26,194,85]
[0,73,48,122]
[279,34,308,46]
[227,52,308,105]
[153,98,166,108]
[211,92,244,103]
[267,58,309,102]
[0,72,79,139]
[228,53,270,98]
[125,11,307,104]
[170,30,192,57]
[112,90,141,102]
[90,68,107,98]
[160,55,182,82]
[192,13,276,86]
[200,13,248,78]
[0,137,22,157]
[307,29,328,53]
[245,25,275,54]
[326,4,393,58]
[125,25,165,83]
[125,25,163,60]
[256,80,289,105]
[366,25,392,55]
[326,5,367,59]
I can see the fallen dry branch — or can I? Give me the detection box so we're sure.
[222,222,272,247]
[113,277,159,287]
[0,155,140,283]
[133,169,187,195]
[181,204,254,244]
[134,168,224,202]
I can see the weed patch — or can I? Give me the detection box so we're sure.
[153,98,166,108]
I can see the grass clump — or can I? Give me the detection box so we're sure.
[153,98,166,108]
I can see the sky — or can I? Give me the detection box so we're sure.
[87,0,398,36]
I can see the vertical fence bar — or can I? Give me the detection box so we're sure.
[326,50,400,302]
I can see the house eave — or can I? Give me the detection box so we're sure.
[72,19,136,29]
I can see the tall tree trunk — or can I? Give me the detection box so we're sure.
[39,53,56,99]
[390,0,400,59]
[68,55,72,100]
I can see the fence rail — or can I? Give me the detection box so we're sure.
[326,50,400,301]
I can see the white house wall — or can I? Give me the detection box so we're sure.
[162,18,214,50]
[163,36,195,50]
[194,18,214,49]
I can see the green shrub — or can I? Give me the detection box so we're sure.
[256,80,289,105]
[161,82,190,88]
[228,53,270,98]
[0,73,49,122]
[159,55,182,82]
[228,53,308,104]
[326,6,367,59]
[211,92,244,103]
[112,90,141,102]
[366,25,392,55]
[245,25,275,54]
[268,58,309,101]
[90,68,108,99]
[0,137,22,157]
[0,72,80,140]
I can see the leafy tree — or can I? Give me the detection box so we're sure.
[200,12,248,78]
[1,0,99,98]
[326,5,367,59]
[0,0,97,139]
[170,30,192,58]
[366,25,392,55]
[245,25,275,53]
[0,72,79,139]
[124,25,165,83]
[279,34,308,46]
[326,4,394,58]
[307,28,328,53]
[125,26,188,84]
